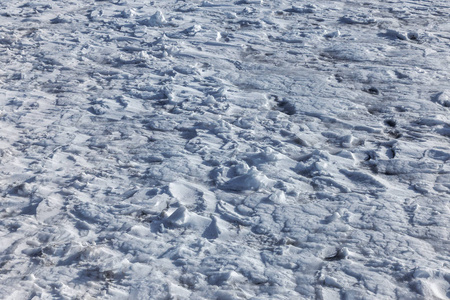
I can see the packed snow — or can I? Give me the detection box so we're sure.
[0,0,449,299]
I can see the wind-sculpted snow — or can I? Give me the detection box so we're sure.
[0,0,449,299]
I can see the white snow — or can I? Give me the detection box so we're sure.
[0,0,449,299]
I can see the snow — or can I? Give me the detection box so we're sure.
[0,0,449,299]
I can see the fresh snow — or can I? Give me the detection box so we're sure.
[0,0,449,299]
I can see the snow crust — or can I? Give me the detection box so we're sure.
[0,0,449,299]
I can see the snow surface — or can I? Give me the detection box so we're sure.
[0,0,449,299]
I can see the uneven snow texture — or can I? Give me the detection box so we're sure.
[0,0,449,299]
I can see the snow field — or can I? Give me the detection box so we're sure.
[0,0,449,299]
